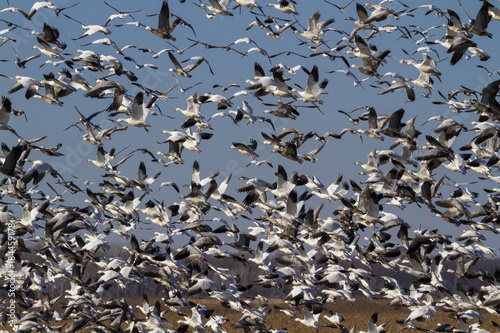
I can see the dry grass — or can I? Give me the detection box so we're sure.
[4,297,498,332]
[178,298,498,333]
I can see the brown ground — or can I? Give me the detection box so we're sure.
[4,297,498,332]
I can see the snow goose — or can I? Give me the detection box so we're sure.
[115,92,151,131]
[446,35,478,66]
[470,121,499,146]
[72,49,105,72]
[234,0,262,10]
[182,128,213,154]
[21,160,59,185]
[102,0,141,27]
[269,69,297,98]
[311,174,348,203]
[144,1,179,40]
[80,122,127,146]
[32,80,63,106]
[485,1,500,20]
[245,62,274,95]
[465,2,493,38]
[246,16,296,40]
[263,99,301,119]
[199,0,233,17]
[168,52,204,78]
[82,37,124,55]
[175,93,202,119]
[0,98,23,139]
[181,55,214,75]
[40,70,77,98]
[269,165,295,199]
[230,139,259,159]
[359,312,389,333]
[465,46,490,62]
[270,63,303,74]
[329,68,367,87]
[424,116,467,143]
[181,114,213,131]
[363,3,400,24]
[229,101,274,130]
[355,149,381,173]
[237,175,273,193]
[13,49,40,69]
[63,14,111,40]
[84,79,125,98]
[267,0,299,15]
[157,141,185,164]
[0,6,28,17]
[465,154,499,179]
[295,307,321,331]
[159,130,193,145]
[403,52,441,77]
[291,65,328,104]
[88,146,131,172]
[350,35,387,65]
[380,80,415,102]
[346,3,379,41]
[242,46,271,63]
[291,11,334,42]
[25,1,79,20]
[213,83,240,93]
[132,161,161,193]
[271,141,303,163]
[138,47,175,59]
[198,93,232,110]
[32,37,65,60]
[324,0,354,13]
[472,79,500,116]
[178,304,210,331]
[418,4,446,17]
[87,146,114,171]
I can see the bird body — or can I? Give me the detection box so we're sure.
[115,93,151,131]
[291,65,328,104]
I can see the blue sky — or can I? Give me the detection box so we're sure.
[1,0,499,246]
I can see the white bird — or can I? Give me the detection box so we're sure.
[175,93,202,118]
[25,2,79,20]
[234,0,262,10]
[186,273,219,295]
[32,37,65,59]
[198,93,232,110]
[296,307,321,330]
[348,35,386,65]
[0,74,40,99]
[291,11,335,42]
[199,0,234,17]
[64,14,112,40]
[81,38,124,55]
[138,47,175,59]
[403,52,441,76]
[178,306,207,331]
[102,0,141,27]
[329,69,366,87]
[22,160,59,185]
[267,0,299,15]
[168,52,204,78]
[0,97,23,137]
[0,6,28,17]
[115,92,152,131]
[291,65,328,104]
[359,312,389,333]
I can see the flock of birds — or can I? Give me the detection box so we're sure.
[2,0,500,332]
